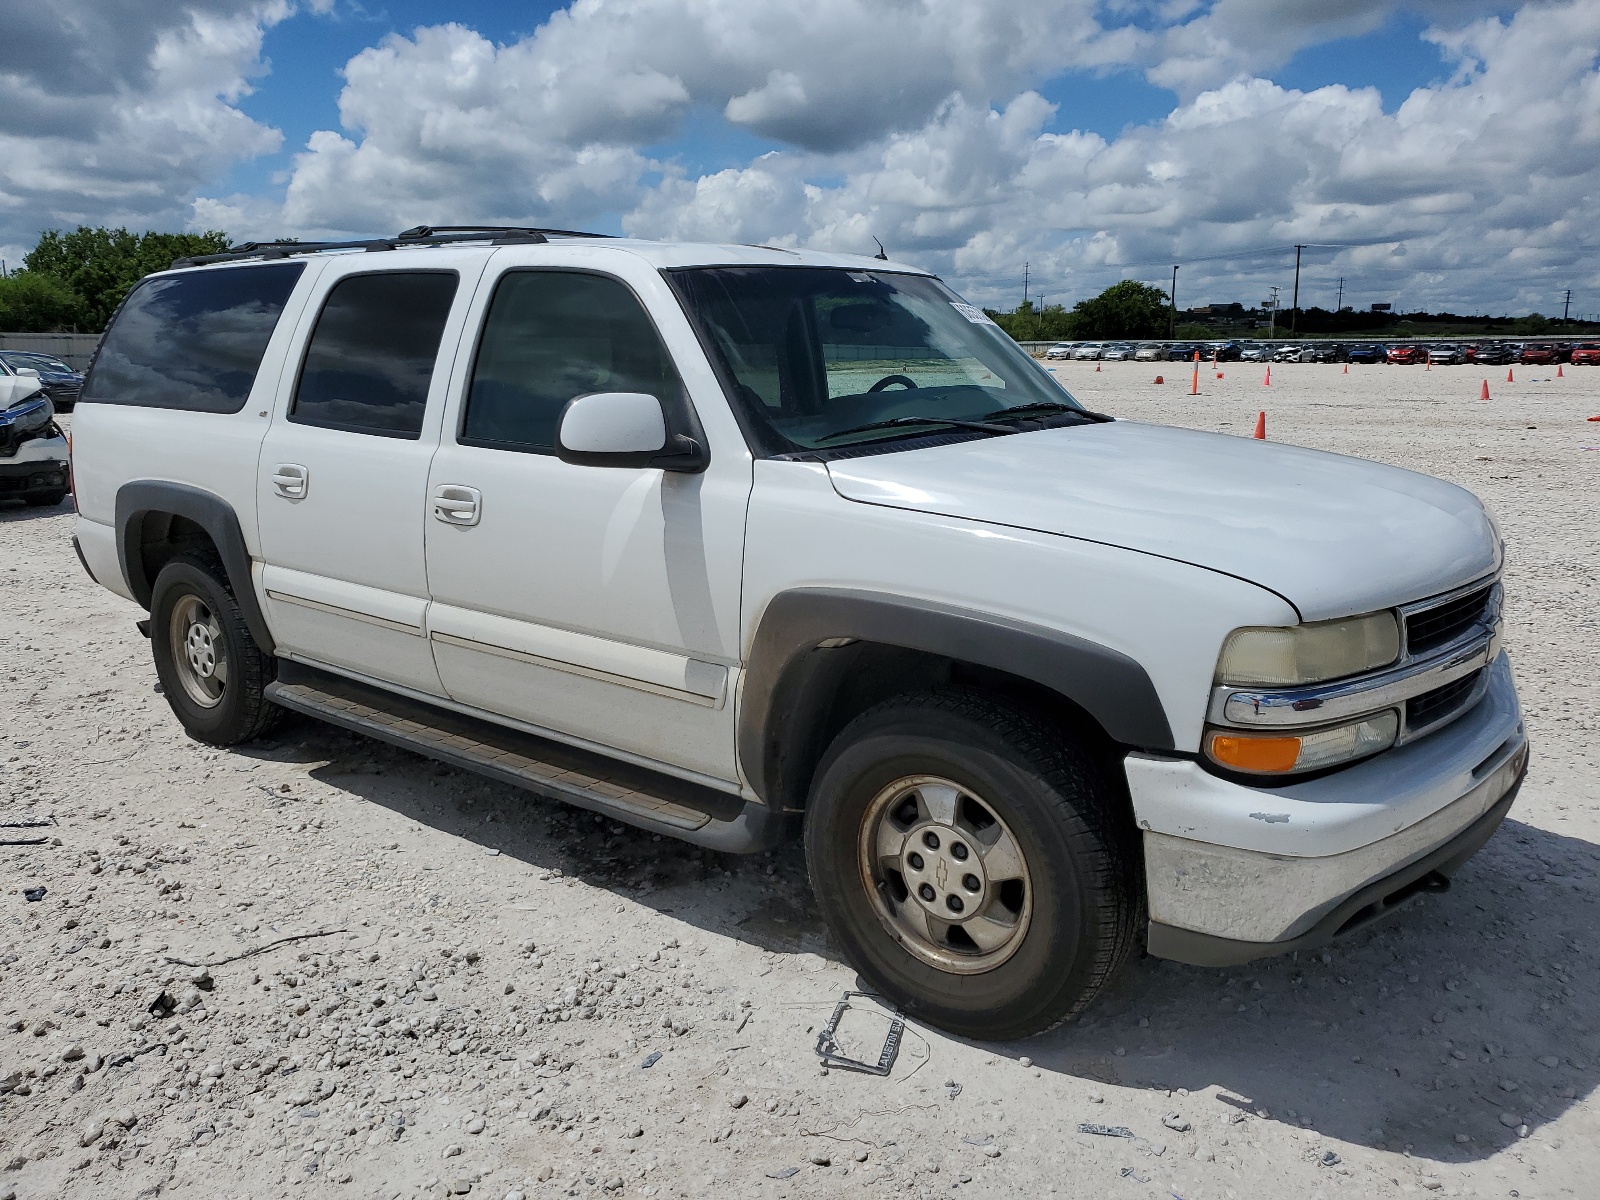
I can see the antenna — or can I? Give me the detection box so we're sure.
[872,237,888,261]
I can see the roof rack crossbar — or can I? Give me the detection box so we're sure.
[172,225,614,269]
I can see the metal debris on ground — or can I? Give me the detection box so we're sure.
[961,1134,994,1147]
[162,927,346,968]
[1,839,49,847]
[814,991,904,1076]
[764,1166,800,1179]
[640,1051,663,1069]
[1078,1122,1135,1138]
[1119,1167,1151,1183]
[22,887,46,902]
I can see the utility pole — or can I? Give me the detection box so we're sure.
[1563,289,1572,322]
[1266,286,1281,340]
[1169,265,1179,338]
[1336,276,1345,312]
[1290,244,1303,334]
[1022,262,1029,312]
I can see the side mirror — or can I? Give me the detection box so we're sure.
[556,391,707,472]
[0,375,44,409]
[15,368,41,379]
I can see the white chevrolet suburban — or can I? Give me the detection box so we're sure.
[69,227,1526,1038]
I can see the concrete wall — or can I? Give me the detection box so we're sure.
[0,332,100,372]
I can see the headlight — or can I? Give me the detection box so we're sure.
[1206,710,1399,775]
[1216,611,1399,686]
[0,396,55,433]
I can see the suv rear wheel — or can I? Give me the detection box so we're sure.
[804,691,1139,1040]
[150,553,280,745]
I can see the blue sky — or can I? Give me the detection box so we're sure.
[2,1,1592,315]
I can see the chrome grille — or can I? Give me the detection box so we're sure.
[1405,584,1493,657]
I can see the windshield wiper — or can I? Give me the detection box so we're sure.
[983,401,1112,423]
[813,415,1014,444]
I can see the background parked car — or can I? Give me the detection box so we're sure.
[1345,343,1384,363]
[1470,343,1514,365]
[1386,344,1423,364]
[1101,342,1136,361]
[1519,344,1557,365]
[1238,343,1271,362]
[1427,344,1466,365]
[1073,343,1105,360]
[1165,343,1201,361]
[1306,343,1347,363]
[1271,344,1304,363]
[1133,343,1165,361]
[1210,341,1243,361]
[0,351,84,412]
[1569,343,1600,365]
[1044,342,1076,360]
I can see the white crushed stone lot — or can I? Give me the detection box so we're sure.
[1,361,1597,1200]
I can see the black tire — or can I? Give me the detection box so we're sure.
[23,491,67,507]
[804,691,1140,1040]
[149,552,281,745]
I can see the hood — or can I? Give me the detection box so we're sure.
[825,420,1499,620]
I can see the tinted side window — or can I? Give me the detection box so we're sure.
[462,271,682,453]
[291,272,458,438]
[83,263,305,413]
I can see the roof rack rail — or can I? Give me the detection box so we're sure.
[172,225,613,269]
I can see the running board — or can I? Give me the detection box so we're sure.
[264,662,790,853]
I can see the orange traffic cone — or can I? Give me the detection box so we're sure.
[1095,361,1101,372]
[1507,368,1514,383]
[1425,358,1431,371]
[1190,354,1200,396]
[1154,375,1164,384]
[1481,379,1491,400]
[1343,362,1348,374]
[1252,411,1266,439]
[1558,364,1564,377]
[1263,365,1272,386]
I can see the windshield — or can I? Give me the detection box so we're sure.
[12,353,74,374]
[668,267,1089,454]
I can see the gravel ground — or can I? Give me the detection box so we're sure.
[1,362,1596,1200]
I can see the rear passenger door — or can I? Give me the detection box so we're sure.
[256,256,485,694]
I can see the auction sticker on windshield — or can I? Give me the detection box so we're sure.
[950,301,999,326]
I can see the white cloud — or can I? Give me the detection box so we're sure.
[623,1,1600,315]
[0,1,291,250]
[2,0,1594,318]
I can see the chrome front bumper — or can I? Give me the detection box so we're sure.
[1128,652,1525,963]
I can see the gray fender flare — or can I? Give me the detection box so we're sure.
[738,588,1174,807]
[115,480,275,656]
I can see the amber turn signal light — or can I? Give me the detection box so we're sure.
[1207,732,1301,774]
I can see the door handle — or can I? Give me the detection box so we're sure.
[272,463,309,498]
[432,485,481,527]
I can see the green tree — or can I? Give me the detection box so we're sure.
[1511,312,1549,335]
[24,226,232,331]
[984,300,1074,341]
[0,271,90,332]
[1064,280,1171,339]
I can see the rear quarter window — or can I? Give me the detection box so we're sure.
[83,263,305,413]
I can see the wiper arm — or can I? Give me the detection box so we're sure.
[982,401,1113,423]
[813,415,1014,444]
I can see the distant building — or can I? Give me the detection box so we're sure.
[1371,302,1392,312]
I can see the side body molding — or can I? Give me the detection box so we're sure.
[115,480,275,656]
[739,588,1174,808]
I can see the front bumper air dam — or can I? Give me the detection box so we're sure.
[1146,763,1523,967]
[1129,651,1526,966]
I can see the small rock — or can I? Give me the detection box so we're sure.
[1454,1133,1471,1144]
[1087,1090,1104,1103]
[729,1093,748,1109]
[1163,1113,1191,1132]
[505,1192,526,1200]
[1537,1055,1560,1069]
[1018,1056,1031,1068]
[447,1039,468,1055]
[444,1143,464,1158]
[465,1116,485,1135]
[1420,1178,1443,1191]
[62,1044,85,1062]
[808,1151,832,1166]
[983,1146,1000,1159]
[853,1149,869,1163]
[1498,1112,1522,1129]
[448,1180,472,1195]
[1499,1079,1519,1092]
[113,1108,138,1129]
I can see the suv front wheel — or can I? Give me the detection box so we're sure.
[805,692,1140,1040]
[149,553,280,745]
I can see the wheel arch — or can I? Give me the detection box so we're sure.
[739,589,1174,812]
[115,480,274,656]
